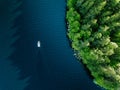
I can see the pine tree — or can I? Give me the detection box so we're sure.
[66,0,120,90]
[0,0,29,89]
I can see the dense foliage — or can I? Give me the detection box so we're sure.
[66,0,120,90]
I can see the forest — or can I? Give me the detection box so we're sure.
[66,0,120,90]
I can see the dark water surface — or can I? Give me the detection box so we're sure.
[12,0,103,90]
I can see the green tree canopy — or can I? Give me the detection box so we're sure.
[66,0,120,90]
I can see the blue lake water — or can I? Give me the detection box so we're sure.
[7,0,103,90]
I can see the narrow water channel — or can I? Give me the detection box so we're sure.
[12,0,103,90]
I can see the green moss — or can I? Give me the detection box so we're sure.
[66,0,120,90]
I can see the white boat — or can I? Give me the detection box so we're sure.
[37,41,41,47]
